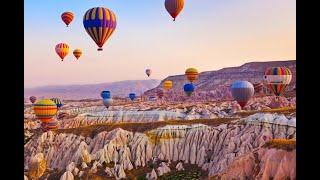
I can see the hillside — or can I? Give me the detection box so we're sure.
[24,79,160,100]
[144,60,296,100]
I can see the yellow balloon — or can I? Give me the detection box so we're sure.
[163,80,173,90]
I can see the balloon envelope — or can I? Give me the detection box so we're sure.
[163,80,173,90]
[264,67,292,96]
[185,68,198,83]
[55,43,69,61]
[83,7,117,51]
[165,0,185,21]
[103,98,113,108]
[61,12,74,27]
[146,69,152,77]
[73,49,82,59]
[101,91,111,99]
[184,83,195,96]
[33,99,58,123]
[50,98,63,108]
[29,96,37,104]
[129,93,136,101]
[231,81,254,108]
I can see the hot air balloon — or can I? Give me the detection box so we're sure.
[33,99,58,123]
[73,49,82,60]
[55,43,69,61]
[165,0,185,21]
[185,68,199,83]
[157,90,164,99]
[230,81,254,109]
[264,67,292,96]
[184,83,195,96]
[253,82,264,94]
[61,11,74,27]
[163,80,173,90]
[103,98,113,108]
[29,96,37,104]
[41,120,58,131]
[101,91,111,99]
[50,98,63,109]
[129,93,136,101]
[146,69,152,77]
[83,7,117,51]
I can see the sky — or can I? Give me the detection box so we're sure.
[24,0,296,88]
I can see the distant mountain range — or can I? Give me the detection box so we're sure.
[24,60,296,101]
[24,79,161,100]
[144,60,296,96]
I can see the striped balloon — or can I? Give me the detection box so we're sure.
[165,0,185,21]
[231,81,254,109]
[55,43,69,61]
[61,12,74,27]
[185,68,199,83]
[73,49,82,60]
[29,96,37,104]
[163,80,173,90]
[264,67,292,96]
[33,99,58,123]
[83,7,117,51]
[50,98,63,108]
[41,120,58,131]
[253,82,264,93]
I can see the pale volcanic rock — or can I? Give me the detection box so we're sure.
[28,153,47,179]
[146,168,158,180]
[24,175,28,180]
[60,171,74,180]
[105,167,114,177]
[73,167,79,176]
[175,162,184,171]
[81,162,88,169]
[66,162,75,172]
[25,113,296,178]
[112,164,126,179]
[156,162,171,176]
[217,148,296,180]
[78,171,84,177]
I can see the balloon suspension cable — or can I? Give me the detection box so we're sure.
[98,48,103,51]
[173,18,176,21]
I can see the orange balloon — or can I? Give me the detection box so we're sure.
[61,12,74,27]
[73,49,82,60]
[55,43,69,61]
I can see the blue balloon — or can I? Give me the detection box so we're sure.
[129,93,136,101]
[101,91,111,99]
[184,83,195,96]
[230,80,254,108]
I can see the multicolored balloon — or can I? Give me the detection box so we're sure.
[103,98,113,108]
[73,49,82,60]
[101,91,111,99]
[163,80,173,90]
[184,83,195,96]
[50,98,63,108]
[55,43,69,61]
[165,0,185,21]
[29,96,37,104]
[33,99,58,123]
[83,7,117,51]
[185,68,199,83]
[253,82,264,94]
[61,12,74,27]
[230,81,254,109]
[264,67,292,96]
[41,120,59,131]
[146,69,152,77]
[129,93,136,101]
